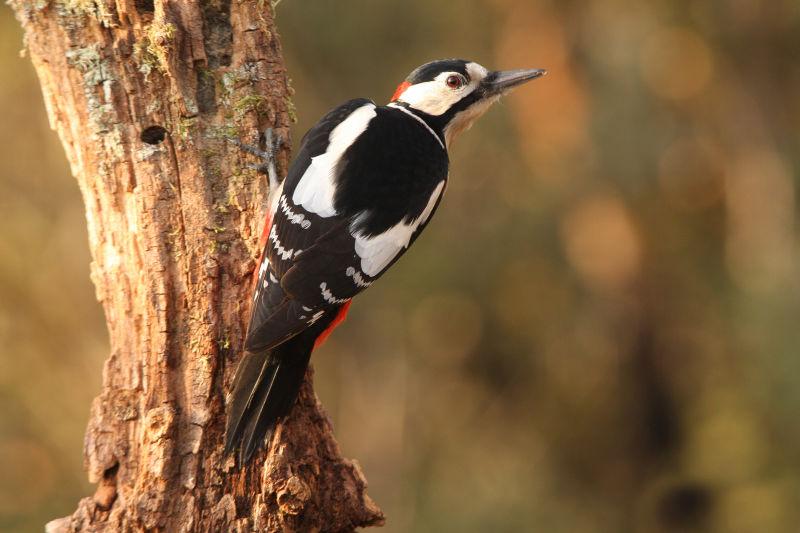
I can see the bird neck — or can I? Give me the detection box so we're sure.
[386,102,447,150]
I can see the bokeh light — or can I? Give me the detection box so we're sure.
[3,0,800,531]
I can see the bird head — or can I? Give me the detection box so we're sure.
[390,59,546,146]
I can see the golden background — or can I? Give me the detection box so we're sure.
[1,1,799,531]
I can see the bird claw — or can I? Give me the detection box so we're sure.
[228,128,284,165]
[229,138,271,160]
[228,128,285,189]
[246,162,270,174]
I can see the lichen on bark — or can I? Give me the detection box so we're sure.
[10,0,384,531]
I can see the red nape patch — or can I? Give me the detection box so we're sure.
[391,81,411,102]
[314,301,352,349]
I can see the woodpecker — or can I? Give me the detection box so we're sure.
[225,59,545,463]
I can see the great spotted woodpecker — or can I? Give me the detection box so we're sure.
[225,59,545,462]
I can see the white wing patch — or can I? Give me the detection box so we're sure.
[351,180,446,277]
[292,103,377,217]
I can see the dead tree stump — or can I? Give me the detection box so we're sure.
[9,1,384,531]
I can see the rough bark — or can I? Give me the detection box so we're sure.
[10,1,384,531]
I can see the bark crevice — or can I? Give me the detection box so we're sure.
[11,1,385,531]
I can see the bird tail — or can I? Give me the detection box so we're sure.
[225,304,351,464]
[224,333,315,464]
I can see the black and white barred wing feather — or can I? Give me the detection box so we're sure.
[228,97,448,462]
[246,98,448,353]
[245,98,372,351]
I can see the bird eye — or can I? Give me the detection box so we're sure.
[446,75,464,89]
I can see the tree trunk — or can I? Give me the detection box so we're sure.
[10,1,384,531]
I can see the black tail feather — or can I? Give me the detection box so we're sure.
[224,348,310,464]
[238,361,281,462]
[225,314,332,464]
[224,350,271,453]
[239,349,312,463]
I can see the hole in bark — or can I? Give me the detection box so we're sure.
[134,0,154,13]
[102,462,119,481]
[93,462,120,511]
[141,125,167,145]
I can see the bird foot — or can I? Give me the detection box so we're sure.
[228,128,285,188]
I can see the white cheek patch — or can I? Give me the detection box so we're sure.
[351,180,446,276]
[399,64,490,117]
[292,104,377,217]
[400,80,461,116]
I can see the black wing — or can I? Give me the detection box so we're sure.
[245,101,448,353]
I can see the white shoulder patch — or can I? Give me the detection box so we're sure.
[351,180,446,276]
[292,103,377,217]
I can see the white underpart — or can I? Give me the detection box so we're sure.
[292,103,377,217]
[387,103,444,150]
[398,61,489,116]
[351,180,446,276]
[443,95,499,147]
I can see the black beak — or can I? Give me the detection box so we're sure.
[481,68,547,97]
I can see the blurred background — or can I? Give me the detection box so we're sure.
[2,0,800,531]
